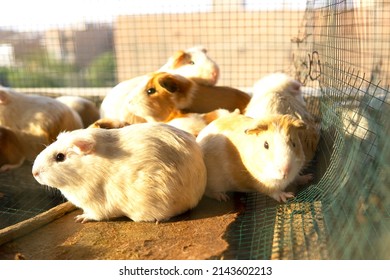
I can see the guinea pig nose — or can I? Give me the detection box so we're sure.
[32,170,39,178]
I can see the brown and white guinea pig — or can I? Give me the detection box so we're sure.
[100,75,146,121]
[0,126,25,172]
[32,123,207,223]
[56,95,100,127]
[121,72,196,123]
[110,72,244,135]
[244,73,320,163]
[101,72,249,127]
[0,87,83,160]
[196,112,312,202]
[158,46,220,86]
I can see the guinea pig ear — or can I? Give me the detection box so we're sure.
[159,75,179,93]
[0,90,9,104]
[70,137,95,155]
[281,115,307,131]
[244,122,269,135]
[172,51,190,68]
[291,118,307,130]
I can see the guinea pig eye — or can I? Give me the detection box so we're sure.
[290,139,296,148]
[55,153,66,162]
[264,141,269,150]
[189,60,195,65]
[146,88,157,95]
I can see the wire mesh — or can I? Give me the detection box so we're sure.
[223,0,390,260]
[0,0,389,259]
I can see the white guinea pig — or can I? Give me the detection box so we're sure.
[0,126,25,172]
[32,123,207,223]
[196,112,312,202]
[244,73,320,163]
[0,87,83,160]
[56,95,100,127]
[158,46,220,86]
[247,72,306,109]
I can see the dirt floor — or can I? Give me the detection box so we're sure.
[0,194,243,260]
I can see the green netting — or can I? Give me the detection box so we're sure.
[226,0,390,260]
[0,163,65,229]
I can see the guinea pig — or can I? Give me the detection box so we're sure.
[32,123,207,223]
[158,46,220,86]
[110,72,245,135]
[101,72,250,126]
[121,72,196,123]
[0,87,83,160]
[196,113,312,202]
[56,95,100,127]
[0,126,25,172]
[247,72,306,108]
[244,73,320,163]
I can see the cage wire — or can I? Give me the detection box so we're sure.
[0,0,389,260]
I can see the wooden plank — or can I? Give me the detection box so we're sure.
[0,202,76,246]
[271,201,329,260]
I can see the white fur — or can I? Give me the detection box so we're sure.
[32,123,207,223]
[100,75,147,120]
[245,73,306,119]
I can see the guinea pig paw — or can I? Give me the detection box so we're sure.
[218,193,231,202]
[270,191,295,203]
[74,214,94,224]
[0,164,13,172]
[207,191,230,202]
